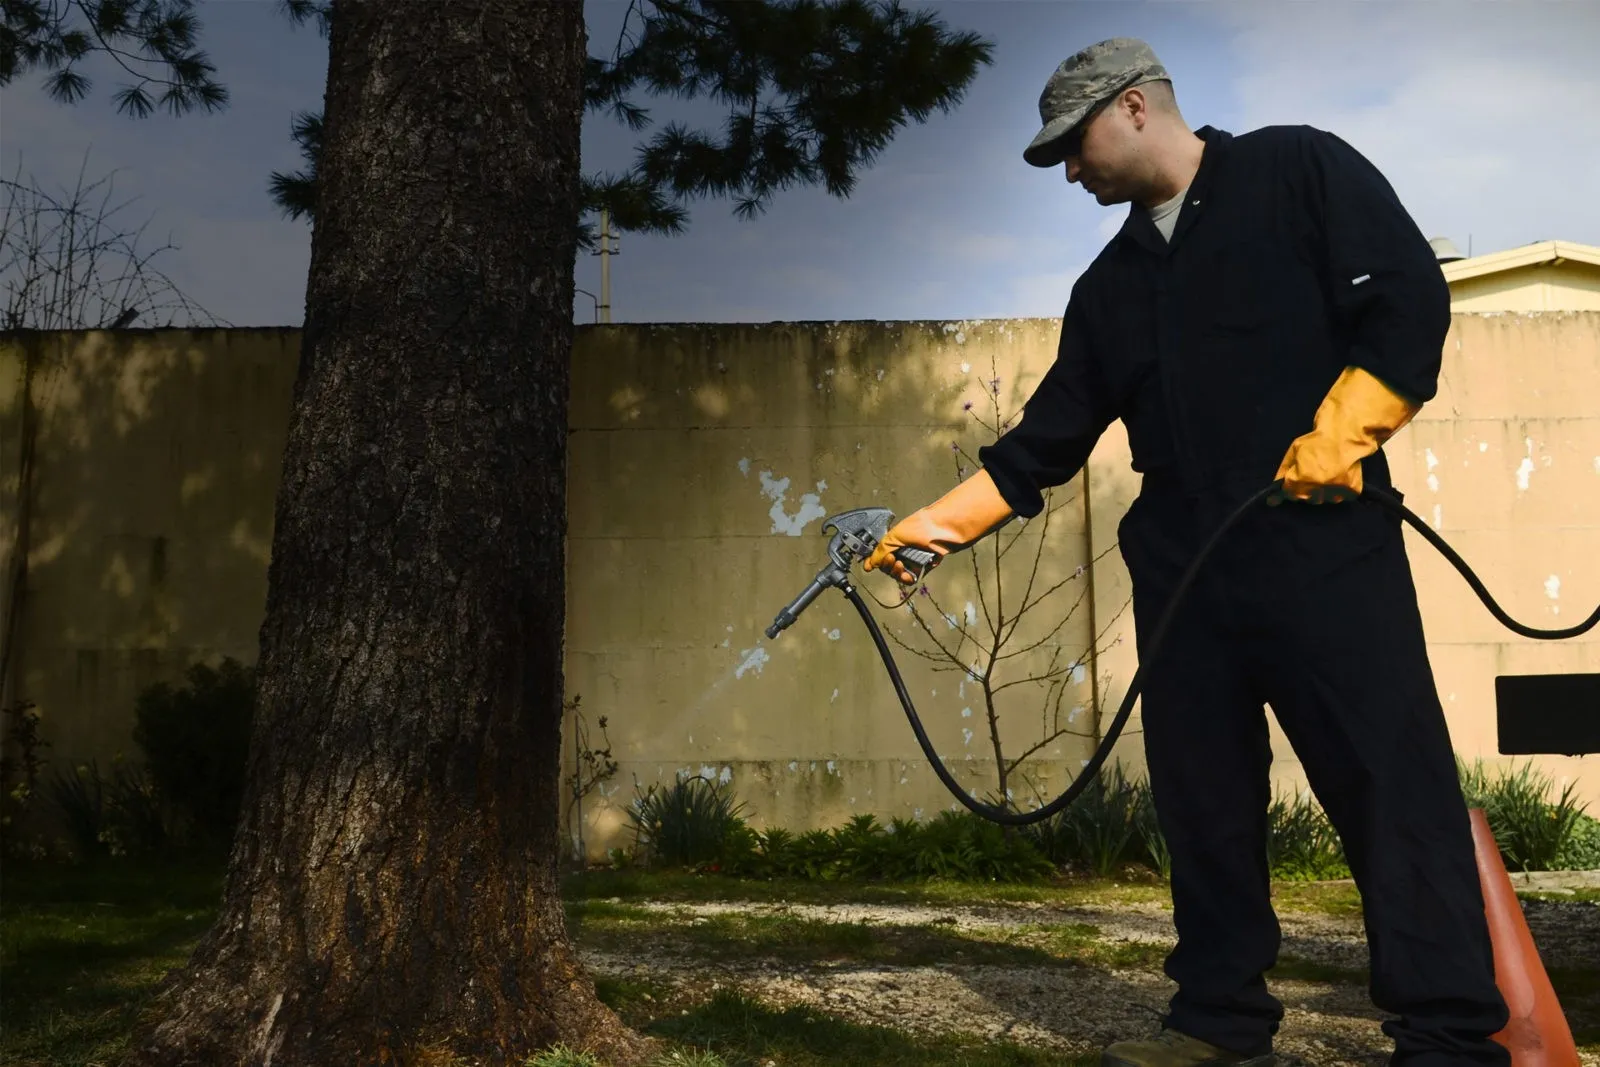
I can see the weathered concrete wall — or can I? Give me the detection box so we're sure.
[2,315,1597,863]
[1,330,296,763]
[561,320,1104,859]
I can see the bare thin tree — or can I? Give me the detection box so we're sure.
[882,351,1133,812]
[1,152,222,331]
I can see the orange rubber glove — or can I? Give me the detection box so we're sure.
[864,468,1015,584]
[1271,365,1421,505]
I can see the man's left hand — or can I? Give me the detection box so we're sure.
[1267,366,1422,506]
[1270,430,1362,505]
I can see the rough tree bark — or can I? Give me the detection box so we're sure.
[125,1,653,1064]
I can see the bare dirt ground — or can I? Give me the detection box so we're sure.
[579,892,1600,1066]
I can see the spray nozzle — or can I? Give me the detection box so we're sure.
[764,507,936,639]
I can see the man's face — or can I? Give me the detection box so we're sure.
[1061,94,1132,205]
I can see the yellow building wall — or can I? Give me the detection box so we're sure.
[1448,263,1600,313]
[2,315,1597,863]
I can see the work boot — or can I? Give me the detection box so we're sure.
[1101,1028,1278,1067]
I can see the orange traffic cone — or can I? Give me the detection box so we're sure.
[1468,807,1582,1066]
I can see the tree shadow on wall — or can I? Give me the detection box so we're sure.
[1,327,298,785]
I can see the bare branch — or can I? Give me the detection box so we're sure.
[1,151,223,331]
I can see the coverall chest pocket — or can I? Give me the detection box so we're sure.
[1187,233,1292,336]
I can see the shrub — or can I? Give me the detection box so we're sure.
[42,757,168,859]
[1459,757,1591,873]
[1,700,50,858]
[132,657,255,851]
[1265,789,1349,881]
[1019,763,1156,877]
[628,775,748,867]
[1553,813,1600,871]
[720,810,1053,883]
[1133,783,1171,880]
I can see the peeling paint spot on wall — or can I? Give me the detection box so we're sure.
[1068,705,1083,724]
[826,628,841,640]
[826,760,837,774]
[1480,441,1489,453]
[831,688,839,702]
[960,361,971,373]
[738,458,751,476]
[962,727,974,745]
[1546,575,1561,601]
[1070,664,1086,685]
[964,601,978,626]
[961,707,972,718]
[759,470,827,535]
[735,646,769,678]
[1516,438,1536,491]
[1432,505,1442,530]
[788,761,798,771]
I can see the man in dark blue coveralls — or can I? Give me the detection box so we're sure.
[865,37,1511,1067]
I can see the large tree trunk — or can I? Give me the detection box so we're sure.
[125,2,653,1064]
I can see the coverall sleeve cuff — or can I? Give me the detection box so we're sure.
[1348,356,1430,408]
[976,460,1044,520]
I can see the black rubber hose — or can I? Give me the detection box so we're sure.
[843,481,1598,827]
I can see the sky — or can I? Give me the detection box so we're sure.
[4,0,1598,328]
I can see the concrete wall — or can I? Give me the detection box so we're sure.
[3,315,1597,862]
[1,330,295,762]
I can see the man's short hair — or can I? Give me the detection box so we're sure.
[1139,78,1178,112]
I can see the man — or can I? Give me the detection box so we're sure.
[865,37,1511,1067]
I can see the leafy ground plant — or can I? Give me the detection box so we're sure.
[629,775,749,868]
[1460,757,1594,872]
[1265,789,1350,882]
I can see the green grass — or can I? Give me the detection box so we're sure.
[1521,888,1600,905]
[628,988,1100,1067]
[4,856,1595,1066]
[564,867,1379,921]
[566,868,1172,910]
[567,901,1171,971]
[0,854,226,1067]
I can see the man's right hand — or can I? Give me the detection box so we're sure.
[864,468,1015,584]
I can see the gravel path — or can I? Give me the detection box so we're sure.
[579,895,1600,1067]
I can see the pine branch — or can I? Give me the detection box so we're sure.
[2,0,229,113]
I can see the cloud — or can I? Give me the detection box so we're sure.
[1005,266,1089,318]
[1208,1,1600,255]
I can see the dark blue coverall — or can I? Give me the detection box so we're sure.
[976,125,1512,1064]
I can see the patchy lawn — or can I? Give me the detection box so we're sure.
[3,859,1597,1067]
[0,855,225,1067]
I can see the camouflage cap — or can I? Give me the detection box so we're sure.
[1023,37,1169,168]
